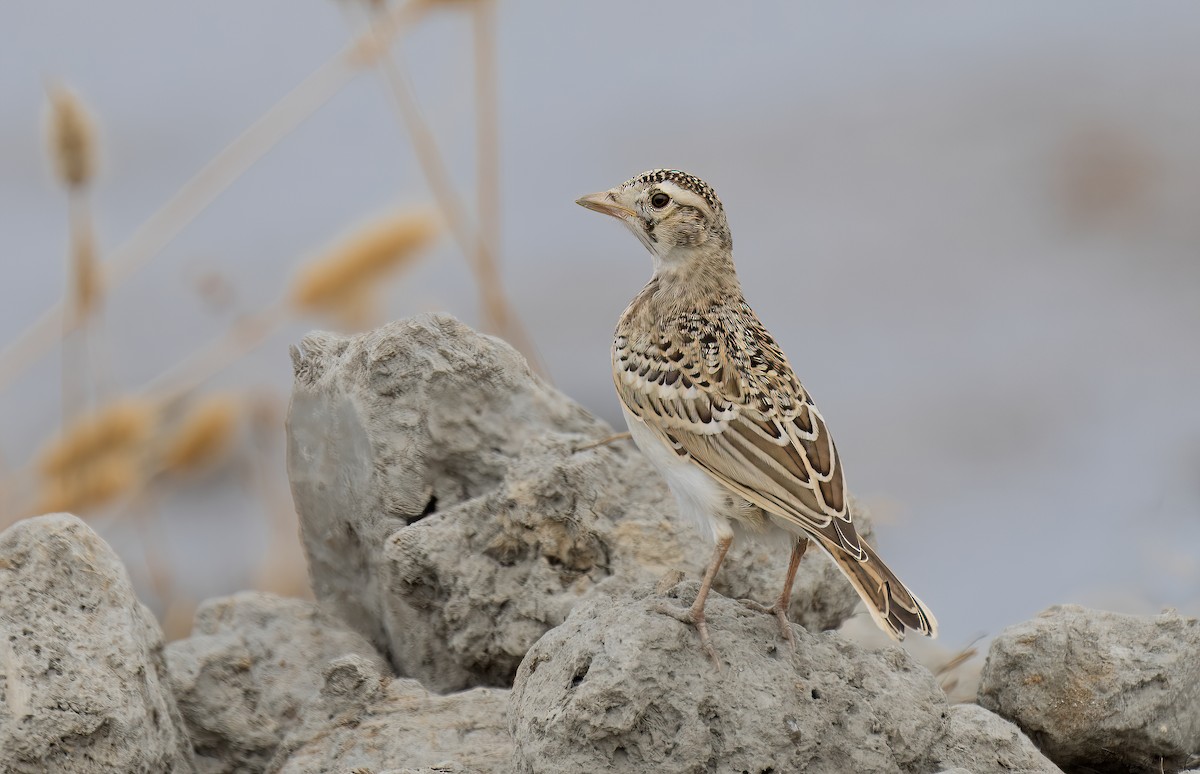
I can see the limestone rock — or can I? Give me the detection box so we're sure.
[927,703,1061,773]
[509,582,950,774]
[378,766,482,774]
[165,591,388,773]
[266,655,510,774]
[0,513,195,773]
[378,766,478,774]
[978,605,1200,773]
[287,314,865,692]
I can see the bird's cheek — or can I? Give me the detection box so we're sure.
[674,221,705,248]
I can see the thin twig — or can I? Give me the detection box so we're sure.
[360,3,546,376]
[574,432,633,452]
[144,304,290,405]
[63,190,96,426]
[473,0,501,291]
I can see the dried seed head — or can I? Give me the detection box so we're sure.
[36,454,140,514]
[45,83,97,190]
[37,398,158,476]
[289,209,438,314]
[161,393,240,474]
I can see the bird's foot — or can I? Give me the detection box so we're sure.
[738,598,796,651]
[653,601,722,671]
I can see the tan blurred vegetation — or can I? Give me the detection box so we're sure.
[0,0,522,639]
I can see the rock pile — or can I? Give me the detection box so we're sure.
[284,314,862,693]
[0,314,1195,773]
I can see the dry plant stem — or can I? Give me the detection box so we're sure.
[1,465,36,523]
[62,190,97,426]
[473,0,501,288]
[574,431,632,452]
[144,304,290,404]
[0,0,433,395]
[130,485,173,606]
[934,634,983,680]
[0,449,10,524]
[360,5,546,376]
[245,404,312,597]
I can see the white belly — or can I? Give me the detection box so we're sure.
[622,406,735,544]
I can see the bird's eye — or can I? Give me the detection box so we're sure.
[650,192,671,209]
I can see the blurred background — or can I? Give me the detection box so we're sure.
[2,1,1198,658]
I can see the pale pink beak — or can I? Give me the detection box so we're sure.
[576,190,635,219]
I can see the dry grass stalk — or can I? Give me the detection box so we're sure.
[933,637,982,699]
[67,202,102,320]
[473,0,500,283]
[161,597,198,642]
[933,644,979,679]
[36,454,140,514]
[0,0,437,396]
[122,486,175,604]
[289,209,439,314]
[160,393,241,474]
[37,398,158,476]
[45,83,96,190]
[253,525,314,599]
[46,84,105,426]
[138,305,290,410]
[358,3,546,375]
[62,193,103,427]
[242,392,312,598]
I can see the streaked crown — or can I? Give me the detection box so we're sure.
[625,169,724,213]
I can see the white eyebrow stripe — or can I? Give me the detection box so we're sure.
[655,181,712,212]
[626,168,723,211]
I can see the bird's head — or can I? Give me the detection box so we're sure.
[577,169,731,270]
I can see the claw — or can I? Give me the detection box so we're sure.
[651,534,732,672]
[654,601,722,671]
[738,598,796,651]
[736,536,808,653]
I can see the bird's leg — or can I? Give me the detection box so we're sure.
[573,431,632,452]
[740,536,809,649]
[655,533,733,671]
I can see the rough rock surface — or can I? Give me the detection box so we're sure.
[378,766,485,774]
[0,513,195,773]
[927,703,1061,773]
[165,591,389,773]
[377,766,482,774]
[266,655,510,773]
[287,313,866,692]
[510,581,964,774]
[978,604,1200,773]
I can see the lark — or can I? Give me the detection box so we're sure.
[577,169,937,668]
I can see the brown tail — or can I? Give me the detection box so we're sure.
[814,533,938,640]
